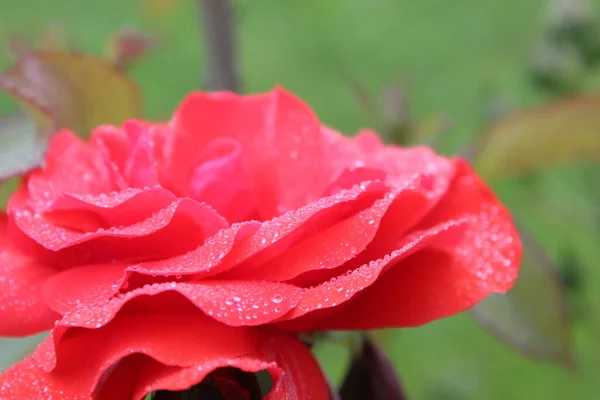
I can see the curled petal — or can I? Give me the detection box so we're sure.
[54,281,304,333]
[321,126,453,186]
[215,180,387,279]
[45,186,177,230]
[279,160,521,330]
[412,159,521,293]
[41,222,259,319]
[251,163,455,285]
[121,120,161,188]
[9,198,228,266]
[0,312,328,400]
[276,219,467,331]
[130,221,261,277]
[0,212,58,336]
[42,263,128,315]
[88,125,130,183]
[184,138,258,223]
[173,87,331,218]
[8,130,118,212]
[122,179,384,282]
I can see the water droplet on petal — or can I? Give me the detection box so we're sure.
[271,294,283,304]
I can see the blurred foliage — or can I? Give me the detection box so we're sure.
[473,93,600,180]
[339,335,408,400]
[0,51,140,180]
[2,0,600,399]
[471,230,575,368]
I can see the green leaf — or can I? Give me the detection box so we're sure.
[0,333,47,370]
[0,50,140,180]
[474,94,600,180]
[471,228,575,368]
[0,111,48,183]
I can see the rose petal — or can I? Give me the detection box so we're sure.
[126,179,383,282]
[215,180,387,279]
[131,221,261,277]
[45,186,177,230]
[173,87,331,218]
[8,130,118,213]
[412,159,521,292]
[323,166,387,196]
[239,164,454,284]
[236,194,397,282]
[125,335,327,400]
[57,281,304,331]
[42,263,128,315]
[279,161,521,330]
[3,312,256,397]
[10,198,228,266]
[114,356,275,400]
[0,313,328,399]
[261,334,329,400]
[89,125,130,181]
[0,212,59,336]
[284,190,427,288]
[322,127,453,186]
[122,120,161,188]
[41,223,261,319]
[306,159,454,285]
[185,138,258,223]
[275,219,467,330]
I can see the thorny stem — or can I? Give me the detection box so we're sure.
[197,0,241,92]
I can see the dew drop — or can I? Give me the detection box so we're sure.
[271,294,283,304]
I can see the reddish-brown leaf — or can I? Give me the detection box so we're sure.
[474,94,600,180]
[0,51,140,179]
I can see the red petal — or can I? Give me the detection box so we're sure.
[239,194,396,282]
[2,312,258,398]
[118,180,384,282]
[45,186,176,229]
[8,130,118,213]
[0,212,59,336]
[122,120,161,188]
[173,87,331,218]
[279,160,521,330]
[243,164,455,284]
[40,222,261,322]
[42,263,128,315]
[131,221,261,277]
[10,198,228,266]
[275,219,467,330]
[122,356,276,400]
[185,138,258,223]
[0,313,328,400]
[321,127,452,186]
[0,356,56,398]
[411,159,521,293]
[126,335,328,400]
[215,180,387,279]
[41,223,262,319]
[89,125,130,180]
[261,334,329,400]
[56,281,304,330]
[301,159,455,286]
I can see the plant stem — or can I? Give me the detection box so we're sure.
[197,0,241,92]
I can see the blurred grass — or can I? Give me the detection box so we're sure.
[1,0,600,398]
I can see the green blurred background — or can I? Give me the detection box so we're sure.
[2,0,600,398]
